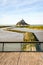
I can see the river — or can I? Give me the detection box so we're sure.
[0,28,43,51]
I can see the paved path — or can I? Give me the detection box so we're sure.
[0,52,43,65]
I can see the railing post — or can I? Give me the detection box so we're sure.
[2,42,4,52]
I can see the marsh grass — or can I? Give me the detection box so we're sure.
[16,25,43,30]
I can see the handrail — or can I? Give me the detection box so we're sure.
[0,41,43,43]
[0,41,43,52]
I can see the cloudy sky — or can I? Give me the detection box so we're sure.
[0,0,43,25]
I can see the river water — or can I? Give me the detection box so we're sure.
[0,28,43,51]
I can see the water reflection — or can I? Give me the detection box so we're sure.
[0,43,43,51]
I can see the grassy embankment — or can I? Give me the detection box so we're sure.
[29,25,43,30]
[16,25,43,30]
[22,32,40,51]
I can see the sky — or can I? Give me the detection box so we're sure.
[0,0,43,25]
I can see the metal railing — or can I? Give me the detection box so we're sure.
[0,41,43,52]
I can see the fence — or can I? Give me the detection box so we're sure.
[0,41,43,52]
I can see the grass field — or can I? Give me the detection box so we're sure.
[16,25,43,30]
